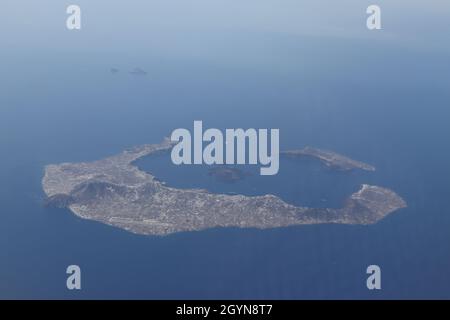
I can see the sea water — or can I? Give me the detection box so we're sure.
[1,34,450,299]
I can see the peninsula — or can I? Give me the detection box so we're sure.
[281,147,376,171]
[42,138,406,236]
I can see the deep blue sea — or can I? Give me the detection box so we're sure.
[1,35,450,299]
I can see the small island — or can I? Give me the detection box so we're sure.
[208,167,250,183]
[42,138,406,236]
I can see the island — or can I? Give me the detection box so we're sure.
[208,167,250,183]
[281,147,376,171]
[42,138,406,236]
[129,67,147,76]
